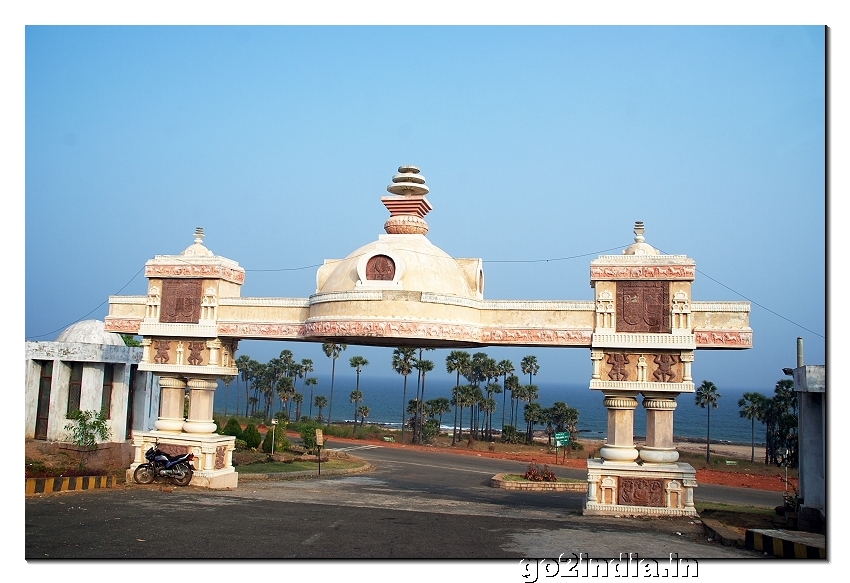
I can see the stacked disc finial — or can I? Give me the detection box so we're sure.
[382,165,433,235]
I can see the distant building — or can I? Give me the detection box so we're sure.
[25,320,160,443]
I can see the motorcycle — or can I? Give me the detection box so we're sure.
[133,441,195,486]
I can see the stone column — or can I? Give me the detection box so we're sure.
[155,376,186,433]
[599,393,640,462]
[184,378,218,434]
[639,395,679,464]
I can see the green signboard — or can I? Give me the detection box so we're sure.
[554,432,570,447]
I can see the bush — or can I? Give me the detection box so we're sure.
[220,417,244,440]
[262,422,290,453]
[422,419,440,444]
[64,409,111,450]
[299,419,322,453]
[501,425,524,444]
[234,439,248,451]
[524,463,557,482]
[242,424,262,449]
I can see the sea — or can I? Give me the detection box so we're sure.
[214,375,767,446]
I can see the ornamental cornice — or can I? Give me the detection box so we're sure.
[590,264,696,281]
[138,363,238,376]
[480,327,593,346]
[104,318,142,333]
[690,301,751,312]
[309,291,384,304]
[591,380,695,393]
[217,322,304,338]
[138,322,219,337]
[219,297,311,308]
[108,295,147,305]
[592,333,696,350]
[694,330,753,348]
[420,293,594,312]
[145,263,245,285]
[592,255,693,264]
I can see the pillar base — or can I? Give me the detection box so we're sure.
[584,459,698,517]
[599,444,639,462]
[128,430,238,490]
[639,446,680,464]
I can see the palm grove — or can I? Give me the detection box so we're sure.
[695,378,799,467]
[228,346,580,447]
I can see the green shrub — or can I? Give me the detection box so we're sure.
[234,439,248,451]
[64,409,111,450]
[299,419,322,453]
[422,419,440,444]
[501,425,524,444]
[220,417,244,440]
[242,423,262,449]
[262,423,290,453]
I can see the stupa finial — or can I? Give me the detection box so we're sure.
[382,165,433,235]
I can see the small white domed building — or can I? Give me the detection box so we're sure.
[25,320,160,443]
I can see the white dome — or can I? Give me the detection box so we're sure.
[319,234,480,299]
[56,320,126,345]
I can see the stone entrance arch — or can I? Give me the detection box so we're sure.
[106,165,751,515]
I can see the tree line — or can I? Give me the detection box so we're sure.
[228,345,581,447]
[695,378,798,467]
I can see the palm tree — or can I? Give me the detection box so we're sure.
[738,391,767,463]
[305,377,318,419]
[427,397,452,427]
[504,374,521,427]
[293,393,304,421]
[522,384,540,442]
[497,359,515,432]
[236,354,253,417]
[350,390,363,425]
[524,401,545,444]
[300,358,314,392]
[484,382,502,441]
[277,376,295,420]
[414,358,435,443]
[357,405,370,427]
[695,380,721,463]
[322,343,347,427]
[392,347,417,444]
[521,355,540,386]
[446,350,472,445]
[314,395,328,423]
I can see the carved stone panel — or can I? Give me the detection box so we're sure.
[187,341,206,366]
[618,477,665,507]
[617,281,669,333]
[602,351,682,383]
[160,279,203,323]
[366,255,396,281]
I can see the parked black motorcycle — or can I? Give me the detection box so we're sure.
[133,442,195,486]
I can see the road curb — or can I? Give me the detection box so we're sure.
[26,475,116,496]
[237,463,374,482]
[490,472,586,491]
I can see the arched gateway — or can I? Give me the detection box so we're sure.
[105,165,751,516]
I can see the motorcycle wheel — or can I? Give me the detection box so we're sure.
[133,463,155,484]
[172,463,193,487]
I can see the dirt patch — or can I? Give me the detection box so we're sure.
[25,439,133,479]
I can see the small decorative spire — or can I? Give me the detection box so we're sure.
[181,226,213,257]
[194,227,205,245]
[633,221,645,243]
[382,165,433,235]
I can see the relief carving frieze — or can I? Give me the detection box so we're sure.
[153,340,170,364]
[652,353,678,382]
[187,341,205,366]
[617,281,669,333]
[366,255,396,280]
[618,478,665,507]
[160,279,202,324]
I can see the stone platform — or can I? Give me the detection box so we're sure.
[584,459,698,517]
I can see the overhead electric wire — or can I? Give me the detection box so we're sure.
[27,244,824,341]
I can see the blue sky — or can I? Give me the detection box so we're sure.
[8,2,844,578]
[22,24,826,393]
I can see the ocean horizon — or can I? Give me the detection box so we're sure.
[214,375,773,447]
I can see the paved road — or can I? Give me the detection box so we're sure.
[26,440,772,565]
